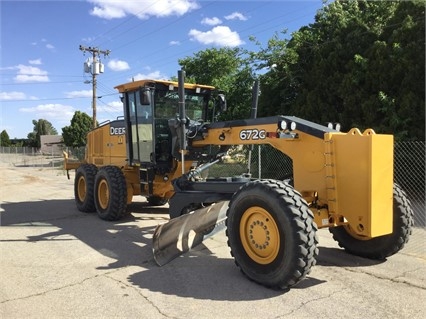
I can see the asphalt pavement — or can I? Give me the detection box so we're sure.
[0,166,425,319]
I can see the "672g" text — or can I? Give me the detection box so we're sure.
[239,129,266,140]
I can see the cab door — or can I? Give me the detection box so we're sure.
[125,89,154,165]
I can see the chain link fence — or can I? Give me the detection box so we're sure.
[0,146,86,168]
[0,146,62,168]
[209,140,425,256]
[208,141,425,229]
[394,142,425,228]
[1,142,424,229]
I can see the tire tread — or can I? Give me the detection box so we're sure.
[226,179,319,290]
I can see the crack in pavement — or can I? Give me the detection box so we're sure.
[1,258,173,317]
[0,268,122,305]
[319,260,426,290]
[342,266,426,289]
[277,287,351,318]
[104,274,176,319]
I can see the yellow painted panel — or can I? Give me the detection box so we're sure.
[109,133,127,166]
[369,132,393,237]
[329,129,393,237]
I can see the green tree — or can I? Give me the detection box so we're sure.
[251,0,424,140]
[179,47,256,121]
[61,111,93,147]
[248,31,295,117]
[0,130,11,146]
[27,119,58,148]
[369,0,425,140]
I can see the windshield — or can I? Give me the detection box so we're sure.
[154,89,209,121]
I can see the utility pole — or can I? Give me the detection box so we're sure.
[79,45,110,128]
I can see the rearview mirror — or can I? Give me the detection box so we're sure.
[140,88,151,105]
[216,94,226,112]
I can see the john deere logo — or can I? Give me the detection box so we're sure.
[110,127,126,135]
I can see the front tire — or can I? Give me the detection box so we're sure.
[329,184,413,259]
[226,179,318,290]
[94,166,127,221]
[74,164,98,212]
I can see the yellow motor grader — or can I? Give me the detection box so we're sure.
[64,70,413,290]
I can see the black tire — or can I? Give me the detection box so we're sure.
[147,196,168,206]
[329,184,413,259]
[74,164,98,212]
[94,166,127,221]
[226,179,319,290]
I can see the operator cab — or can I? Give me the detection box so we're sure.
[115,79,218,173]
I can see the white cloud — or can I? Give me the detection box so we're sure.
[201,17,222,26]
[108,100,123,109]
[0,91,27,100]
[169,40,181,46]
[131,71,167,81]
[65,90,93,98]
[189,26,244,47]
[29,59,42,65]
[108,59,130,71]
[98,100,123,113]
[88,0,199,20]
[19,104,75,121]
[15,74,49,83]
[14,64,49,83]
[224,12,248,21]
[91,3,125,19]
[30,39,55,51]
[81,36,96,43]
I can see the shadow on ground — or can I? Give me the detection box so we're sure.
[0,199,286,300]
[316,247,385,267]
[0,198,387,300]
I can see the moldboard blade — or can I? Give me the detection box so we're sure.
[152,201,229,266]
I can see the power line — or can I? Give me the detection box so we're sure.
[1,2,324,106]
[0,91,120,103]
[97,2,318,83]
[0,96,94,103]
[1,80,83,86]
[86,1,158,48]
[0,73,84,77]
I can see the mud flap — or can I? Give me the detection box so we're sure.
[152,201,229,266]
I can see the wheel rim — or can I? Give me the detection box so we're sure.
[77,176,87,202]
[343,224,370,241]
[240,206,280,265]
[97,179,109,210]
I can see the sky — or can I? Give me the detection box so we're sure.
[0,0,325,139]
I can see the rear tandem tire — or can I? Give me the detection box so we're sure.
[329,184,413,259]
[147,196,168,206]
[94,166,128,221]
[226,179,319,290]
[74,164,98,212]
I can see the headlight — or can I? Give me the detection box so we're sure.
[278,120,287,130]
[335,123,341,131]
